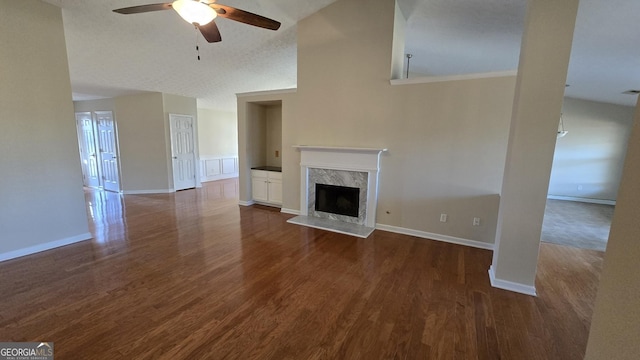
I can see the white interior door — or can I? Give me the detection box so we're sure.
[75,112,101,188]
[170,114,196,191]
[96,111,120,192]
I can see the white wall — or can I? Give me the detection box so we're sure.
[195,108,238,182]
[0,0,90,259]
[197,108,238,157]
[548,97,635,201]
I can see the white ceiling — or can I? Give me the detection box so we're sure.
[43,0,640,112]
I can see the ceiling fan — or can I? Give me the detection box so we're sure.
[113,0,281,43]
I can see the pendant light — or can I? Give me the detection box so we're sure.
[557,113,568,138]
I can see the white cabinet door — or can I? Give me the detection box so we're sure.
[252,176,269,202]
[252,170,282,205]
[267,178,282,205]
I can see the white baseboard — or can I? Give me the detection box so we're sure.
[280,208,300,215]
[240,199,283,208]
[201,173,238,183]
[375,223,494,250]
[0,232,92,262]
[547,195,616,206]
[123,189,173,195]
[488,265,537,296]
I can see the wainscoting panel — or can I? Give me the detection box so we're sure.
[201,156,238,182]
[222,158,236,174]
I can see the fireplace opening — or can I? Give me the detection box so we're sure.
[315,183,360,217]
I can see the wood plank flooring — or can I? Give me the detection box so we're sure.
[0,179,603,359]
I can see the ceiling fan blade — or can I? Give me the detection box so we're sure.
[210,4,281,30]
[113,3,173,15]
[198,21,222,43]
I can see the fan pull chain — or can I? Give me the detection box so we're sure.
[195,27,201,61]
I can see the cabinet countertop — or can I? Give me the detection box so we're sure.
[251,166,282,172]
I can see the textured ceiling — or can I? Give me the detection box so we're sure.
[43,0,640,111]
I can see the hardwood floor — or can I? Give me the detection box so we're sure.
[0,179,603,359]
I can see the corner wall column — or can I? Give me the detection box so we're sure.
[490,0,580,295]
[584,96,640,359]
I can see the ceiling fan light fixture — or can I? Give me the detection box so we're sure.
[172,0,216,25]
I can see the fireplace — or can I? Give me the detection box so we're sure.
[307,167,368,225]
[287,146,387,238]
[315,183,360,217]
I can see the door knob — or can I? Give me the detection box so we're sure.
[173,156,178,159]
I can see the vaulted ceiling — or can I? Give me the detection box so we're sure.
[43,0,640,111]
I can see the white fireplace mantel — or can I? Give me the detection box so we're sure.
[288,145,387,238]
[293,145,388,153]
[293,145,387,172]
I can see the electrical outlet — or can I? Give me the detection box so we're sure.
[473,217,480,226]
[275,150,280,158]
[577,184,583,191]
[440,213,447,222]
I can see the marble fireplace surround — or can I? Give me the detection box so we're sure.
[287,146,387,238]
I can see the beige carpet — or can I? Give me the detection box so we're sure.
[541,199,614,252]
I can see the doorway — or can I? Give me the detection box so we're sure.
[75,111,121,192]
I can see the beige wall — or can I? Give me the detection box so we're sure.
[289,0,514,244]
[114,93,169,192]
[265,106,283,168]
[74,93,198,192]
[0,0,90,256]
[381,78,514,242]
[197,108,238,157]
[237,0,515,244]
[247,103,268,170]
[548,97,634,201]
[74,98,115,112]
[585,97,640,359]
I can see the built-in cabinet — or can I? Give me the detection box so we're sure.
[251,169,282,205]
[246,100,283,208]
